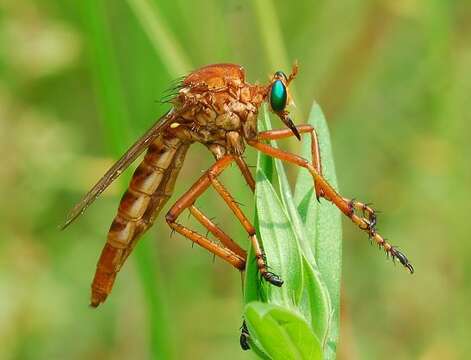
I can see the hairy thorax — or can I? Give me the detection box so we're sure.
[169,64,267,157]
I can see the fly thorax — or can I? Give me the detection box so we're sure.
[194,105,217,126]
[215,112,241,131]
[240,86,251,103]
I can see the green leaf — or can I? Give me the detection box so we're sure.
[259,108,315,263]
[245,302,322,360]
[253,168,303,306]
[294,102,342,358]
[245,107,303,304]
[245,103,341,358]
[299,256,332,348]
[259,107,332,344]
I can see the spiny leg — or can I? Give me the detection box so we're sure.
[262,126,379,250]
[343,197,377,234]
[259,126,384,252]
[257,124,324,198]
[165,155,245,270]
[166,218,245,269]
[234,156,256,192]
[189,205,246,258]
[209,176,283,286]
[247,136,414,273]
[342,197,413,273]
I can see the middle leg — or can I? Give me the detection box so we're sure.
[165,155,245,270]
[209,176,283,286]
[165,154,284,283]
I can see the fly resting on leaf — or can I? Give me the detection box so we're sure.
[62,62,413,333]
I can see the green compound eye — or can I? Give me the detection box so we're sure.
[270,80,287,112]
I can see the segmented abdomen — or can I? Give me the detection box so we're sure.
[91,134,188,307]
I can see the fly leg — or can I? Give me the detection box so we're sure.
[209,176,283,286]
[258,125,376,231]
[342,198,377,234]
[189,205,246,258]
[257,124,323,198]
[247,135,414,273]
[234,156,255,192]
[166,154,282,283]
[165,155,245,270]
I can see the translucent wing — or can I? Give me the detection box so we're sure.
[61,109,176,229]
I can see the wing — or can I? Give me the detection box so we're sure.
[61,109,176,229]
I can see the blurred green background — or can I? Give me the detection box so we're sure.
[0,0,469,359]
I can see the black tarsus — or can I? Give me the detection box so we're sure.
[348,198,414,274]
[255,251,284,286]
[263,271,284,287]
[390,246,414,274]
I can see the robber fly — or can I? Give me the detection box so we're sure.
[62,63,413,347]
